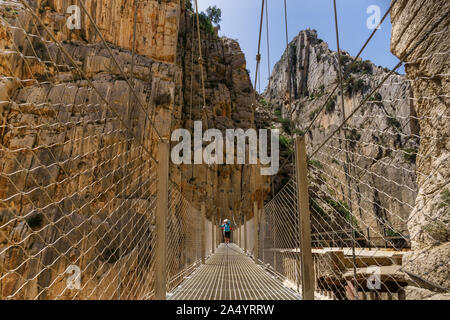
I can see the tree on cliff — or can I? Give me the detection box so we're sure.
[185,1,222,32]
[206,5,222,28]
[185,0,193,12]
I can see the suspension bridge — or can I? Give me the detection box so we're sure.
[0,0,448,300]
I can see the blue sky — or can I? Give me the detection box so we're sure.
[196,0,403,92]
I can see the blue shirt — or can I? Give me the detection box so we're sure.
[220,222,231,232]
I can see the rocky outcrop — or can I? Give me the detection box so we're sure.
[0,0,265,299]
[390,0,449,299]
[171,8,268,222]
[39,0,180,64]
[0,0,182,299]
[263,29,418,247]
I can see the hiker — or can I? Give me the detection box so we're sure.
[220,219,232,244]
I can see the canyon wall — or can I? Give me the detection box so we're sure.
[173,8,268,223]
[263,29,417,246]
[0,0,183,299]
[0,0,264,299]
[41,0,180,64]
[390,0,449,299]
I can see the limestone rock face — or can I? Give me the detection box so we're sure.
[40,0,180,64]
[263,29,418,247]
[0,0,181,299]
[171,10,268,222]
[390,0,450,295]
[0,0,265,299]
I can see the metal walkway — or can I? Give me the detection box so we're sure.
[168,244,301,300]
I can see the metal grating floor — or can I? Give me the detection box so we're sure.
[168,243,301,300]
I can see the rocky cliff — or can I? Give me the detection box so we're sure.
[38,0,180,64]
[0,0,265,299]
[262,29,418,247]
[390,0,449,299]
[172,7,268,223]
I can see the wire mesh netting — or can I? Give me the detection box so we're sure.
[166,183,206,293]
[0,0,213,300]
[260,180,301,291]
[256,29,449,301]
[1,0,448,302]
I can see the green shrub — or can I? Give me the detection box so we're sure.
[308,159,323,169]
[309,107,320,120]
[185,0,193,11]
[374,92,382,101]
[280,175,290,186]
[325,96,337,113]
[402,148,417,163]
[438,189,450,209]
[206,5,222,27]
[345,59,373,75]
[423,221,448,242]
[368,92,383,105]
[310,198,325,216]
[346,128,361,142]
[274,107,282,117]
[327,199,350,218]
[280,118,293,134]
[188,5,222,33]
[346,134,361,149]
[385,228,403,238]
[327,199,358,227]
[339,55,350,66]
[310,87,325,100]
[344,77,365,96]
[198,12,214,33]
[279,136,292,149]
[361,60,373,74]
[387,114,401,128]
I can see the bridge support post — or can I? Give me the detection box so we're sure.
[216,208,220,246]
[261,207,265,262]
[211,216,215,254]
[238,224,241,248]
[217,223,221,246]
[155,139,169,300]
[216,208,220,247]
[295,135,315,300]
[254,202,259,264]
[201,203,206,264]
[244,215,247,254]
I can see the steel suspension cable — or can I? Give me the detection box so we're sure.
[194,0,207,112]
[254,0,265,89]
[332,0,358,299]
[283,0,293,114]
[190,12,196,182]
[265,0,272,97]
[193,0,213,217]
